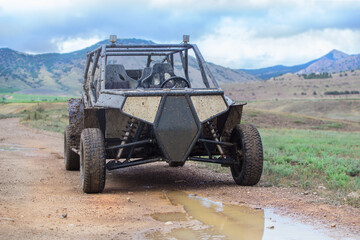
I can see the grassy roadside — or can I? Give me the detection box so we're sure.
[261,128,360,207]
[1,102,359,207]
[0,102,68,133]
[21,103,69,133]
[199,128,360,207]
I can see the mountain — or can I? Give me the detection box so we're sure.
[240,49,360,80]
[239,61,316,80]
[297,50,360,74]
[0,39,258,95]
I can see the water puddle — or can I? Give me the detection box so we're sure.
[0,143,39,152]
[147,191,340,240]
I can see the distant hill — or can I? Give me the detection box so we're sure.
[0,39,258,95]
[297,50,360,74]
[222,69,360,102]
[240,49,360,80]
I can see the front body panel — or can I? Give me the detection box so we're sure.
[153,96,201,164]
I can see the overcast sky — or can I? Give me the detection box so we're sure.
[1,0,360,69]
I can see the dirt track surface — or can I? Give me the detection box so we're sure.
[0,118,359,239]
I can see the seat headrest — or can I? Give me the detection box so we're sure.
[152,63,174,75]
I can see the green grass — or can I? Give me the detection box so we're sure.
[196,128,360,207]
[247,112,258,117]
[20,103,68,133]
[261,128,360,206]
[311,122,345,130]
[293,119,306,124]
[0,93,71,103]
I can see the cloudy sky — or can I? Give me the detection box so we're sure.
[1,0,360,69]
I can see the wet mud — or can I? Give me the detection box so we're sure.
[147,191,341,240]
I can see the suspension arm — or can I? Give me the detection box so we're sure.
[106,157,161,170]
[197,138,233,147]
[106,139,152,150]
[188,156,234,165]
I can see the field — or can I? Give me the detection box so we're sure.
[1,99,359,207]
[206,126,360,206]
[223,69,360,101]
[220,71,360,207]
[247,99,360,122]
[0,92,71,103]
[261,129,359,206]
[202,123,360,207]
[0,102,68,132]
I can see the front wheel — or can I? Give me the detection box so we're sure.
[230,124,263,186]
[80,128,106,193]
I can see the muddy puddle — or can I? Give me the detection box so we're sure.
[147,191,342,240]
[0,143,39,152]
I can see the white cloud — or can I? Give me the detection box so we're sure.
[51,36,103,53]
[0,0,72,13]
[0,0,101,13]
[197,18,360,68]
[1,0,356,13]
[148,0,360,10]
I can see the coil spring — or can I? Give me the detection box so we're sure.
[121,119,138,141]
[207,121,220,139]
[207,121,224,156]
[116,118,138,160]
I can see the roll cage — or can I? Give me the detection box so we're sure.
[82,43,220,107]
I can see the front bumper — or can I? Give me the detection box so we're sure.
[95,89,229,163]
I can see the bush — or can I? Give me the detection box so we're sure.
[302,72,332,79]
[324,90,360,95]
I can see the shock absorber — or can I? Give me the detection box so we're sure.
[115,118,138,161]
[207,121,225,157]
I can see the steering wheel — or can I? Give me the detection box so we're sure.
[160,76,190,88]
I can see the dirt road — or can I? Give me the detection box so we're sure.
[0,118,359,239]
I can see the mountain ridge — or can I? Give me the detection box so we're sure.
[0,38,258,95]
[1,41,359,95]
[240,49,360,79]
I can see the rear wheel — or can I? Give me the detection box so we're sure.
[64,125,80,170]
[80,128,106,193]
[230,124,263,186]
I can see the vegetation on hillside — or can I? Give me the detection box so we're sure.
[300,72,332,79]
[324,90,360,95]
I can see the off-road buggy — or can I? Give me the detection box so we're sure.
[64,36,263,193]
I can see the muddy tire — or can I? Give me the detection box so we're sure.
[80,128,106,193]
[64,125,80,170]
[230,124,263,186]
[169,161,185,167]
